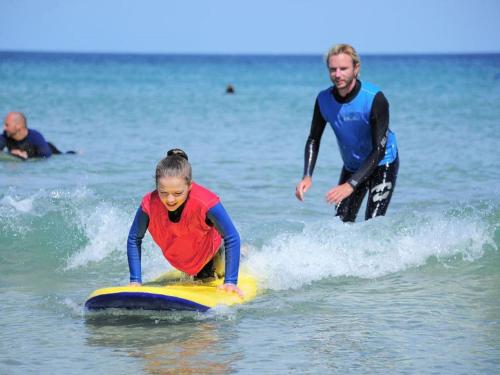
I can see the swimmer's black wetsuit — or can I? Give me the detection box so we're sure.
[0,129,75,159]
[0,129,52,158]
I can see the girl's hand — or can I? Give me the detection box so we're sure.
[218,283,244,298]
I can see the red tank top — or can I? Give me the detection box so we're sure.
[141,182,222,275]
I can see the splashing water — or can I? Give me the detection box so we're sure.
[246,210,496,290]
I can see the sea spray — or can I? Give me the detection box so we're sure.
[246,209,496,291]
[65,202,130,269]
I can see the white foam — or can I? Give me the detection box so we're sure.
[65,202,130,269]
[63,297,85,317]
[0,187,91,218]
[49,186,93,201]
[245,211,495,291]
[1,195,35,213]
[63,198,174,278]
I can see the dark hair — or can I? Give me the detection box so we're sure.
[155,148,192,186]
[166,148,188,160]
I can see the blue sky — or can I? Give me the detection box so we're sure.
[1,0,500,54]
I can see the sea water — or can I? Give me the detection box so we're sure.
[0,52,499,374]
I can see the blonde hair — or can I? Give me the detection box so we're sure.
[325,43,361,68]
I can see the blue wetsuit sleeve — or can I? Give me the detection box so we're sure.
[127,207,150,283]
[206,202,240,285]
[28,130,52,158]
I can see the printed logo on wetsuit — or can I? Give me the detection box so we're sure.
[380,135,387,147]
[341,112,362,122]
[371,181,392,202]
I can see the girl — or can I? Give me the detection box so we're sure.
[127,148,243,297]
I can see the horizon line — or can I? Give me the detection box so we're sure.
[1,48,500,57]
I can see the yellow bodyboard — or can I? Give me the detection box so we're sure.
[85,271,257,312]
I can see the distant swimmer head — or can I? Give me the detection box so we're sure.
[155,148,192,211]
[226,84,235,94]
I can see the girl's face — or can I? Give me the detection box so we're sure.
[157,176,191,211]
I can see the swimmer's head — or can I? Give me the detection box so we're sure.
[155,149,192,211]
[4,112,27,139]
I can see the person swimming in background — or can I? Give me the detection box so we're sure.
[127,148,244,297]
[1,112,75,160]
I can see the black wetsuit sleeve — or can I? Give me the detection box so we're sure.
[303,98,327,177]
[347,92,390,188]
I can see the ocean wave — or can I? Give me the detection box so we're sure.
[245,207,498,291]
[0,187,168,278]
[0,187,93,238]
[64,202,130,269]
[63,198,166,279]
[0,194,35,213]
[2,185,497,294]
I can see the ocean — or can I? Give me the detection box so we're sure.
[0,51,499,374]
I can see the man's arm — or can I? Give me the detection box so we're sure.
[0,134,6,151]
[347,92,390,189]
[303,98,327,178]
[28,130,52,158]
[296,98,327,201]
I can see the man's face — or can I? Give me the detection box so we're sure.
[3,114,21,138]
[327,53,360,92]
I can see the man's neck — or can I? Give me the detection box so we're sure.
[333,79,361,104]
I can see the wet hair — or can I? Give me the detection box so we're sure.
[155,148,192,186]
[324,43,361,69]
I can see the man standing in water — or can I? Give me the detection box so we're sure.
[295,44,399,222]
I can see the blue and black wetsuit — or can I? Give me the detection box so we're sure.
[303,79,399,222]
[0,129,52,158]
[127,201,240,285]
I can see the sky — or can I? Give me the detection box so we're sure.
[1,0,500,55]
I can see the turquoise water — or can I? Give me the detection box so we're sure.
[1,52,499,374]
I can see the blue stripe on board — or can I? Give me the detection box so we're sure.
[85,292,210,312]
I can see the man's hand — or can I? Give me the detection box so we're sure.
[326,183,354,205]
[295,176,312,201]
[10,149,28,160]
